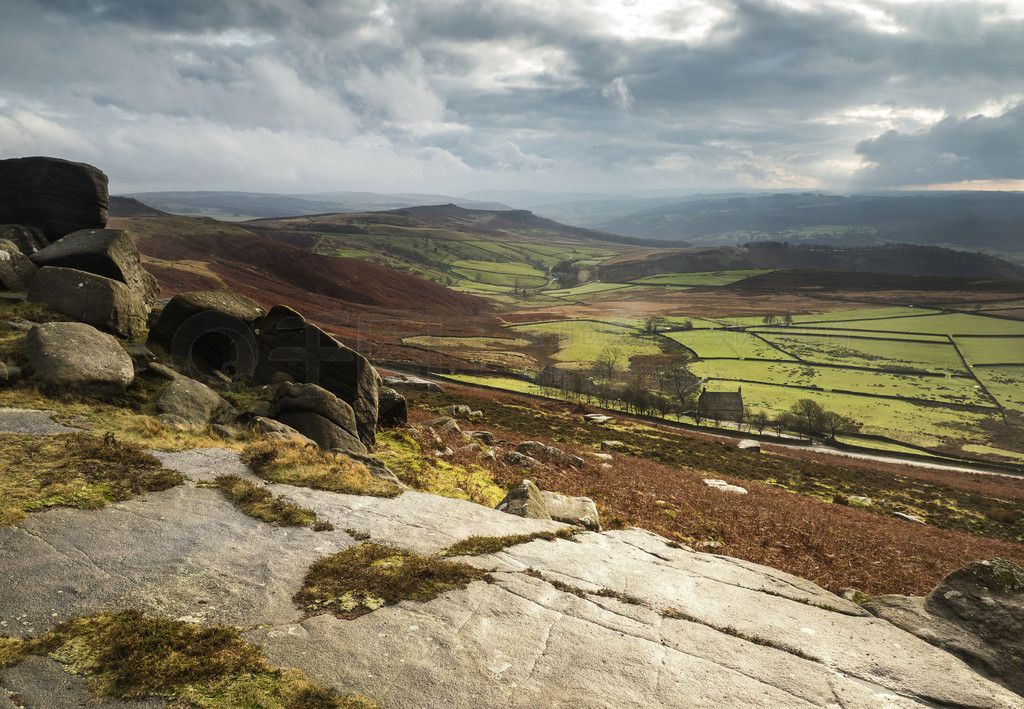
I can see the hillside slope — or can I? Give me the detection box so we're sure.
[599,243,1024,281]
[596,191,1024,260]
[109,214,491,325]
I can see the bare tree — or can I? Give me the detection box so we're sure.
[749,411,769,435]
[594,346,624,382]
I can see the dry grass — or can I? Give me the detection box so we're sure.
[241,441,400,498]
[0,432,183,526]
[400,384,1024,596]
[213,475,333,531]
[1,610,373,708]
[294,543,491,619]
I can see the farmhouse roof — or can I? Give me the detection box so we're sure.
[699,390,744,411]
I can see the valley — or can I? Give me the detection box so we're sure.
[111,200,1024,469]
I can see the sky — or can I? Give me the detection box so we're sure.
[2,0,1023,196]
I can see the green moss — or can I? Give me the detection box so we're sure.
[442,529,578,556]
[295,543,491,619]
[0,432,184,526]
[374,429,506,506]
[12,610,372,708]
[242,441,400,498]
[0,636,27,667]
[213,475,332,531]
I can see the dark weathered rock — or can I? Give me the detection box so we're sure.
[249,416,314,445]
[0,239,38,291]
[464,430,495,445]
[252,306,379,446]
[517,441,584,467]
[541,491,601,531]
[30,228,159,305]
[122,342,158,369]
[422,416,461,435]
[25,322,133,399]
[157,376,237,427]
[863,558,1024,696]
[275,411,367,455]
[0,225,48,255]
[27,266,148,339]
[377,387,408,427]
[336,452,403,487]
[148,290,266,375]
[0,157,108,242]
[271,380,358,439]
[503,450,542,469]
[496,479,551,521]
[445,404,473,418]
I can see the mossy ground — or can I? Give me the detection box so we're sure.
[241,441,400,498]
[442,529,578,556]
[213,475,333,531]
[0,610,373,708]
[374,428,508,506]
[294,543,491,619]
[0,432,184,526]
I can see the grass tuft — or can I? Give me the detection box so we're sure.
[294,543,491,619]
[442,529,578,556]
[12,610,373,708]
[213,475,333,531]
[0,432,184,526]
[241,441,400,498]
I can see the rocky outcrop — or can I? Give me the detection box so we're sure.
[25,322,134,399]
[157,376,237,428]
[863,557,1024,696]
[249,416,315,445]
[253,306,379,446]
[274,411,367,455]
[517,441,585,467]
[377,386,408,427]
[383,375,442,393]
[28,266,148,339]
[0,157,108,242]
[30,228,159,306]
[148,290,266,375]
[495,480,551,521]
[0,225,48,256]
[4,446,1018,708]
[541,490,601,531]
[0,239,38,291]
[270,380,359,441]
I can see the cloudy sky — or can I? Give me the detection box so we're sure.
[2,0,1023,196]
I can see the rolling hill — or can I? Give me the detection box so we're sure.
[592,191,1024,263]
[107,212,491,332]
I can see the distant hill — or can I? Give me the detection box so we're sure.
[599,243,1024,282]
[107,213,491,327]
[121,190,511,220]
[108,196,171,218]
[593,191,1024,263]
[245,203,660,247]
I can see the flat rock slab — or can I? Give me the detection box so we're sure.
[0,656,169,709]
[1,448,1019,708]
[0,407,81,434]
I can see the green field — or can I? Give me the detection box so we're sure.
[826,313,1024,336]
[511,320,668,366]
[631,270,774,286]
[403,335,531,349]
[735,382,997,450]
[791,306,938,323]
[954,337,1024,365]
[450,259,548,288]
[759,332,969,376]
[971,365,1024,411]
[690,359,990,406]
[755,327,951,343]
[545,283,636,298]
[666,329,795,360]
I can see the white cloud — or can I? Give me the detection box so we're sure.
[602,78,634,111]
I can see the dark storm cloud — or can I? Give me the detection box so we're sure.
[3,0,1023,192]
[855,102,1024,187]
